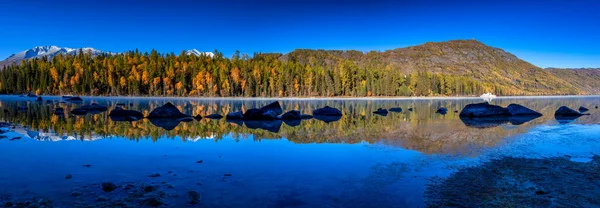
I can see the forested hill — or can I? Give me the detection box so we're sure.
[546,68,600,94]
[0,40,592,97]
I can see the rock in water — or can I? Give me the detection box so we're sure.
[436,107,448,115]
[313,106,342,116]
[408,108,413,111]
[226,111,244,120]
[579,106,589,113]
[506,104,542,116]
[460,102,510,117]
[260,101,283,115]
[65,174,72,179]
[35,97,43,102]
[389,107,402,112]
[204,114,223,119]
[70,108,88,115]
[373,108,388,116]
[148,102,189,118]
[281,110,301,120]
[65,96,83,102]
[188,191,201,204]
[109,107,144,120]
[555,106,584,116]
[80,103,108,111]
[261,110,278,120]
[243,108,263,120]
[101,182,117,192]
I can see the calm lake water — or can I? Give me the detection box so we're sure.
[0,95,599,207]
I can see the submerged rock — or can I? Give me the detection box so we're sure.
[243,101,284,120]
[507,104,542,116]
[80,103,108,111]
[281,110,301,120]
[389,107,402,112]
[436,107,448,115]
[373,108,388,116]
[65,96,83,102]
[109,107,144,121]
[226,111,244,120]
[459,102,510,117]
[579,106,589,113]
[188,190,201,204]
[204,114,223,119]
[313,106,342,116]
[101,182,117,192]
[148,102,189,118]
[555,106,585,116]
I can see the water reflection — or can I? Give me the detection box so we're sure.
[1,96,599,156]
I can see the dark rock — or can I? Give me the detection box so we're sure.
[281,110,302,120]
[596,106,598,109]
[460,102,510,117]
[373,108,388,116]
[509,115,541,125]
[579,106,589,113]
[226,118,244,127]
[507,104,542,116]
[260,101,283,115]
[224,173,232,176]
[188,191,201,205]
[535,190,549,195]
[109,107,144,121]
[460,116,509,128]
[313,106,342,116]
[143,185,158,193]
[454,110,459,113]
[124,184,135,190]
[101,182,117,192]
[436,107,448,114]
[26,92,37,97]
[555,106,586,117]
[260,110,278,120]
[53,107,64,115]
[70,191,82,197]
[35,97,43,102]
[142,197,163,207]
[389,107,402,112]
[226,111,244,120]
[70,108,88,115]
[204,114,223,119]
[148,173,161,177]
[82,164,91,168]
[408,108,413,111]
[193,114,202,121]
[3,109,8,113]
[196,160,203,163]
[65,174,72,179]
[9,137,21,141]
[148,102,189,118]
[243,108,263,120]
[4,201,13,207]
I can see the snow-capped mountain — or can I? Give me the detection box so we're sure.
[185,49,214,57]
[0,46,103,68]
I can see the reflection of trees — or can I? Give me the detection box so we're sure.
[0,98,598,156]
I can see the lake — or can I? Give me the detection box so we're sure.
[0,95,599,207]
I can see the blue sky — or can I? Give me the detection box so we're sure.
[1,0,599,68]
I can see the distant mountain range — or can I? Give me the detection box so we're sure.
[0,46,213,69]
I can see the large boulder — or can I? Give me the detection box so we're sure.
[261,110,278,120]
[226,111,244,120]
[260,101,283,116]
[506,104,542,116]
[313,106,342,116]
[281,110,302,120]
[459,102,510,117]
[148,102,189,118]
[109,107,144,120]
[555,106,585,116]
[243,108,263,120]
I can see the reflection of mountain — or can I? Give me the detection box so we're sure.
[1,97,599,156]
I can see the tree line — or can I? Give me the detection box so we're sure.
[0,49,503,97]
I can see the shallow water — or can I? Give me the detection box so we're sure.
[0,95,599,207]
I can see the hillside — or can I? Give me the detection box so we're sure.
[282,40,581,95]
[0,40,595,96]
[547,68,600,94]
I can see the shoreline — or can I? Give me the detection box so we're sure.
[2,94,600,100]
